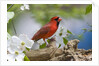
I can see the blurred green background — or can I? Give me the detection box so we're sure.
[7,4,88,25]
[7,4,92,50]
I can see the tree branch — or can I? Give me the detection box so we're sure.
[26,39,92,61]
[7,4,14,11]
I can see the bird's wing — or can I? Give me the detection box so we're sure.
[32,25,50,41]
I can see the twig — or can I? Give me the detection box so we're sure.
[7,4,14,11]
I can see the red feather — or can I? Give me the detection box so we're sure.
[32,16,62,41]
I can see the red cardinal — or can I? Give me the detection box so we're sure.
[31,16,62,44]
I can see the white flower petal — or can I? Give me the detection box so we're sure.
[25,40,34,48]
[16,53,25,61]
[31,42,39,50]
[7,54,15,61]
[24,4,29,10]
[11,36,21,46]
[7,39,11,48]
[62,28,67,37]
[20,6,25,11]
[8,44,20,54]
[19,34,34,48]
[56,36,63,44]
[18,45,26,51]
[37,39,44,45]
[8,47,15,54]
[7,12,14,23]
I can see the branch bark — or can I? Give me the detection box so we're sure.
[26,38,92,61]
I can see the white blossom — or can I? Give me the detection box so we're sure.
[37,39,44,45]
[20,4,30,11]
[7,34,34,61]
[7,51,25,61]
[7,12,14,23]
[19,34,34,49]
[55,26,67,48]
[24,4,29,10]
[7,36,25,61]
[20,6,24,11]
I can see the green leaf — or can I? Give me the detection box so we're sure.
[88,29,92,32]
[78,34,83,39]
[82,28,87,33]
[39,43,46,49]
[85,4,92,15]
[59,32,62,36]
[15,59,17,61]
[26,47,30,51]
[23,51,26,54]
[67,29,72,34]
[63,37,68,45]
[24,55,30,61]
[47,39,50,44]
[7,12,14,23]
[7,32,11,39]
[82,28,87,30]
[58,44,61,48]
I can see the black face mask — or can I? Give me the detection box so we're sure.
[54,17,60,27]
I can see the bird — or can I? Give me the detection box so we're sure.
[31,16,62,45]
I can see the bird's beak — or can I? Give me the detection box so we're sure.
[58,18,62,22]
